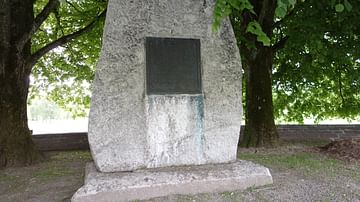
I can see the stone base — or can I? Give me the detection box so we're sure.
[72,161,273,202]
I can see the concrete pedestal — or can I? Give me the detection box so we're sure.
[72,161,273,202]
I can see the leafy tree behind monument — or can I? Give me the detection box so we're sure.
[214,0,359,147]
[0,0,106,167]
[272,1,360,123]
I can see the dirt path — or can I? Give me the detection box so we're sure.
[0,151,89,202]
[0,143,359,202]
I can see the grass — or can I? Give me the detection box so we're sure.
[48,150,92,162]
[220,191,235,198]
[0,151,91,185]
[31,151,92,181]
[240,152,339,170]
[0,150,92,200]
[0,173,27,195]
[0,173,19,184]
[32,166,78,180]
[239,149,360,180]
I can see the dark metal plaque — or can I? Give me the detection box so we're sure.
[146,37,201,94]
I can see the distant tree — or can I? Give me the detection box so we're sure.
[28,99,71,121]
[0,0,106,167]
[214,0,359,147]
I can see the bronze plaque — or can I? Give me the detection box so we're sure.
[146,37,201,94]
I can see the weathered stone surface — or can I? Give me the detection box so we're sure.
[72,161,273,202]
[89,0,242,172]
[146,95,205,168]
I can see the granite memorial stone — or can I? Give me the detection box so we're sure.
[87,0,244,173]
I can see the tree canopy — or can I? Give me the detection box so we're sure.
[273,0,360,123]
[0,0,106,167]
[214,0,359,123]
[30,0,106,117]
[29,0,359,124]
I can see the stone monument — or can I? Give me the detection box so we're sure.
[72,0,272,201]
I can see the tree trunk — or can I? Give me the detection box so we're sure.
[0,0,40,168]
[0,70,40,167]
[236,0,279,147]
[240,46,279,147]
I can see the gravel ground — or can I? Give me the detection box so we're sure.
[0,143,359,202]
[149,145,360,202]
[148,170,360,202]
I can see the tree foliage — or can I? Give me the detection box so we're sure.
[0,0,106,167]
[214,0,359,124]
[31,0,359,124]
[28,99,71,121]
[273,0,360,123]
[30,0,106,117]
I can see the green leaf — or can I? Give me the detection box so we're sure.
[223,5,232,16]
[344,0,352,12]
[288,0,296,6]
[246,21,259,33]
[225,0,255,12]
[257,35,271,46]
[275,6,287,18]
[246,21,271,46]
[239,0,254,11]
[228,0,240,10]
[279,0,287,6]
[335,3,344,12]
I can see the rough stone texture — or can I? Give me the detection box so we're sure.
[146,95,206,168]
[88,0,242,172]
[71,161,273,202]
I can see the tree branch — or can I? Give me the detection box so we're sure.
[17,0,60,52]
[258,0,270,26]
[272,36,289,52]
[26,9,107,68]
